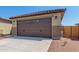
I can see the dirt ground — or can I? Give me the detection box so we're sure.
[48,37,79,52]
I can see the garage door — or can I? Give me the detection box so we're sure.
[17,18,52,38]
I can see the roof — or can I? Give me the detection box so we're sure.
[0,17,11,23]
[75,23,79,26]
[9,8,66,19]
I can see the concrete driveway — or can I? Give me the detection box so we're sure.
[0,36,52,52]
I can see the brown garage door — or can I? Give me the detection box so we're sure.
[17,18,52,38]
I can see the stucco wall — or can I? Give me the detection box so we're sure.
[52,13,62,26]
[0,23,12,35]
[52,13,62,39]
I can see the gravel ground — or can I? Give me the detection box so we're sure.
[0,36,52,52]
[48,37,79,52]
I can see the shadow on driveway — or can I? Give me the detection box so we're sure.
[10,36,52,41]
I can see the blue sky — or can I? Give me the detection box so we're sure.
[0,6,79,26]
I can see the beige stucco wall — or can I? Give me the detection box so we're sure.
[11,20,17,36]
[52,13,62,26]
[0,22,12,35]
[51,13,62,39]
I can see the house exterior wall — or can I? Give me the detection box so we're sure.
[11,13,62,38]
[11,20,17,36]
[52,13,62,39]
[0,22,12,35]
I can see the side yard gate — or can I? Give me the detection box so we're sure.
[63,26,79,39]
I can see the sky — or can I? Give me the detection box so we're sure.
[0,6,79,26]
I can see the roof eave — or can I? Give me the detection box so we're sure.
[9,9,66,19]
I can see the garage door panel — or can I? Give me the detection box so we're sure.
[17,18,51,38]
